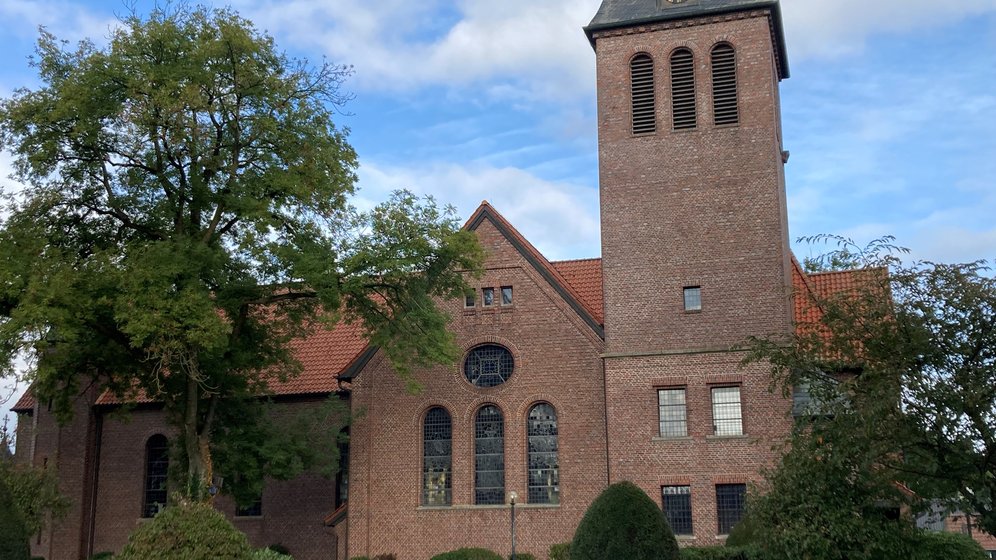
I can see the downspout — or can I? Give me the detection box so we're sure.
[85,410,103,558]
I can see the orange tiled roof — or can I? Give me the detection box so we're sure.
[10,390,36,413]
[551,258,604,324]
[792,257,886,333]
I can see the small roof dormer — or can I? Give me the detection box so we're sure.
[584,0,789,79]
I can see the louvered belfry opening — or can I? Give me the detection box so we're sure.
[670,48,697,130]
[711,43,739,125]
[630,54,656,135]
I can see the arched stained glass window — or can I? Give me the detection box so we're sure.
[527,403,559,504]
[422,407,452,506]
[143,434,169,518]
[464,345,514,388]
[474,405,505,505]
[711,43,739,125]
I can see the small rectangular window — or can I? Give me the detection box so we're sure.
[683,286,702,311]
[501,286,513,306]
[662,486,693,535]
[658,389,688,438]
[716,484,746,534]
[465,292,476,308]
[711,386,743,436]
[483,287,495,307]
[236,497,262,517]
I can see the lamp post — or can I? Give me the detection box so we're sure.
[509,490,518,560]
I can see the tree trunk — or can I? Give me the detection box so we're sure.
[182,369,215,502]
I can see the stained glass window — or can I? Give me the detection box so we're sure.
[422,407,452,506]
[143,434,169,518]
[475,405,505,505]
[527,403,559,504]
[464,345,514,388]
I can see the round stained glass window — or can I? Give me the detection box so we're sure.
[464,345,514,388]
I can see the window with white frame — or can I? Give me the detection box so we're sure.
[711,386,743,436]
[658,388,688,438]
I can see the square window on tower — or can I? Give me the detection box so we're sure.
[683,287,702,312]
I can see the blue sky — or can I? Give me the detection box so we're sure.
[2,0,996,430]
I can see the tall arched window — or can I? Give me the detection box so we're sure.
[143,434,169,518]
[422,407,452,506]
[630,53,656,135]
[711,43,739,125]
[474,405,505,505]
[527,403,559,504]
[670,48,697,130]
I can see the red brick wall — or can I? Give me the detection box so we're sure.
[595,10,794,355]
[346,217,608,560]
[594,8,795,544]
[945,515,996,552]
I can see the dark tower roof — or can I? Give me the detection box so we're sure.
[584,0,789,79]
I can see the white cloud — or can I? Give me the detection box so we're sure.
[0,0,120,44]
[782,0,996,60]
[355,159,600,261]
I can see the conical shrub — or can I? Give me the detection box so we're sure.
[570,481,679,560]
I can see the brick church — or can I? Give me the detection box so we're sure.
[9,1,860,558]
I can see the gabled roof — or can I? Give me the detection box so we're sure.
[551,258,604,324]
[584,0,789,79]
[465,202,605,338]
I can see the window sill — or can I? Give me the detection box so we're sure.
[706,434,748,441]
[653,436,692,442]
[683,309,702,314]
[676,535,696,541]
[417,503,561,511]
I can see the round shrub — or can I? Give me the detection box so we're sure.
[253,549,292,560]
[0,473,30,560]
[430,548,503,560]
[509,554,536,560]
[912,530,986,560]
[571,481,679,560]
[548,543,571,560]
[117,501,252,560]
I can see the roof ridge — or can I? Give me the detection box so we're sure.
[551,257,602,264]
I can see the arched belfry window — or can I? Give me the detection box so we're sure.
[670,48,697,130]
[711,43,739,125]
[630,53,656,135]
[474,405,505,505]
[143,434,169,518]
[527,403,559,504]
[422,407,452,506]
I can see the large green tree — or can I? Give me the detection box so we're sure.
[745,236,996,536]
[0,6,482,502]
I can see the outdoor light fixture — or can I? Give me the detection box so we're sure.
[508,491,518,560]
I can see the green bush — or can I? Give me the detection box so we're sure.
[509,554,536,560]
[374,555,397,560]
[0,472,31,560]
[548,543,570,560]
[116,501,252,560]
[267,544,291,555]
[679,546,757,560]
[89,554,115,560]
[570,481,679,560]
[912,531,986,560]
[430,548,503,560]
[724,514,759,548]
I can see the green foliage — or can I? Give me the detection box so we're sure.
[570,481,679,560]
[89,554,115,560]
[912,531,986,560]
[548,543,570,560]
[0,471,31,560]
[0,461,70,535]
[267,544,291,555]
[116,502,252,560]
[724,515,759,547]
[679,547,758,560]
[510,554,536,560]
[429,548,503,560]
[746,236,996,536]
[251,549,291,560]
[0,3,482,501]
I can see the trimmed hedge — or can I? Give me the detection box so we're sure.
[913,531,986,560]
[509,554,536,560]
[116,501,252,560]
[430,548,503,560]
[679,546,757,560]
[548,543,570,560]
[571,481,679,560]
[252,549,292,560]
